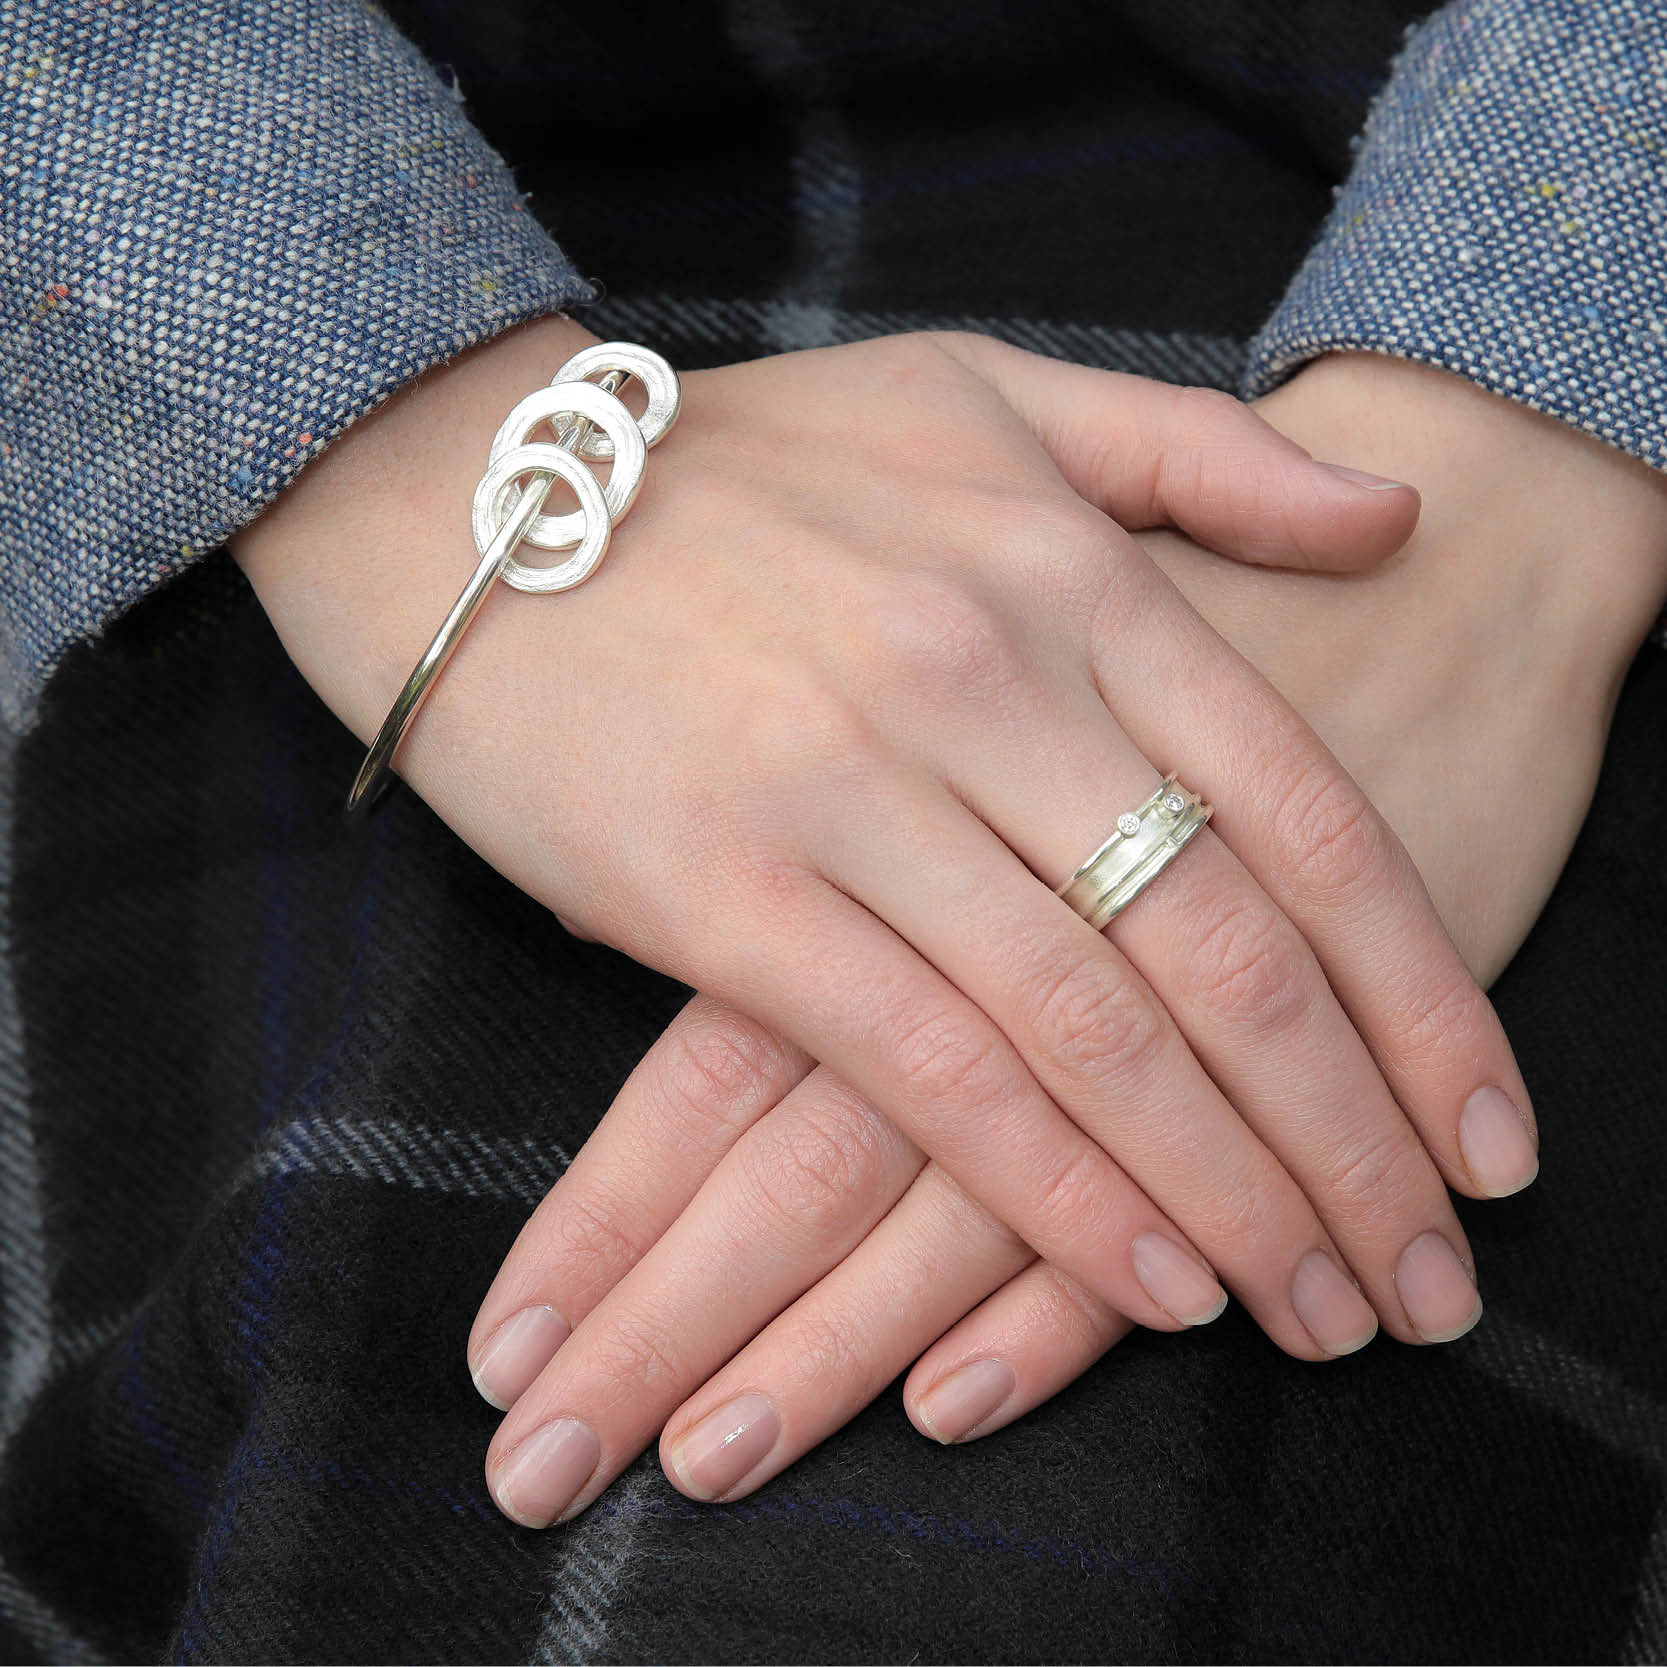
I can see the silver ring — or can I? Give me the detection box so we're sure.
[553,342,682,460]
[476,379,646,574]
[474,438,616,595]
[1056,774,1212,929]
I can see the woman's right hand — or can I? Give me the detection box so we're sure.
[233,315,1528,1413]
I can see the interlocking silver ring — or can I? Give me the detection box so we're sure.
[1056,773,1212,930]
[473,379,643,591]
[553,342,683,461]
[473,440,614,594]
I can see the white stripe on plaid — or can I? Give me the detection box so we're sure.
[584,291,1249,389]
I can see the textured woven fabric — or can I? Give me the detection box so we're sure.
[1245,0,1667,465]
[0,0,593,734]
[3,1,1667,1662]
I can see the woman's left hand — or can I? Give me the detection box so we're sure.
[468,353,1667,1517]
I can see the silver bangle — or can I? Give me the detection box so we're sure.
[344,341,681,823]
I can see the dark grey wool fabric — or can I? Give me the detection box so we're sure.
[3,1,1665,1661]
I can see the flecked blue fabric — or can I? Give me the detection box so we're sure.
[1244,0,1667,470]
[0,0,594,735]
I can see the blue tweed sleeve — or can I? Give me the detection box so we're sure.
[0,1,594,733]
[1244,0,1667,472]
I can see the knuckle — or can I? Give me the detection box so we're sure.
[1153,388,1283,533]
[872,569,1032,704]
[1187,896,1314,1032]
[1320,1127,1431,1220]
[914,1160,1031,1262]
[1027,1264,1120,1350]
[736,670,878,796]
[1030,951,1167,1082]
[587,1309,688,1400]
[739,1097,891,1238]
[542,1187,649,1302]
[1387,965,1490,1072]
[1275,760,1391,903]
[730,851,820,919]
[787,1306,868,1390]
[889,1004,1010,1122]
[1032,499,1120,584]
[1189,1168,1290,1254]
[1028,1144,1113,1249]
[1215,450,1293,532]
[1166,382,1246,437]
[1160,388,1248,486]
[661,1007,796,1137]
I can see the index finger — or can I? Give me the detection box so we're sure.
[468,995,812,1409]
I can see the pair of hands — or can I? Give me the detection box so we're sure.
[231,320,1667,1529]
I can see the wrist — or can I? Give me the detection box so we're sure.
[229,310,602,742]
[1255,353,1667,676]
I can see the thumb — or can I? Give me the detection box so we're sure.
[933,332,1419,571]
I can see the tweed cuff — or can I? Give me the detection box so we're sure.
[1243,0,1667,475]
[0,1,596,734]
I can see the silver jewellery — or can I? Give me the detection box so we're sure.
[344,341,681,821]
[1056,774,1212,929]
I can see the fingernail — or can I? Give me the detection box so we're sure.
[492,1417,600,1528]
[1290,1250,1378,1357]
[1321,462,1412,491]
[916,1358,1017,1444]
[667,1394,780,1502]
[1130,1232,1229,1326]
[1458,1085,1539,1198]
[1394,1231,1483,1343]
[471,1305,571,1410]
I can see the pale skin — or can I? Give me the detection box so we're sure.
[458,352,1667,1522]
[228,321,1639,1526]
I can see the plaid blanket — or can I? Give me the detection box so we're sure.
[4,0,1666,1660]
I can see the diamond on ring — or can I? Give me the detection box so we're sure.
[1056,773,1214,930]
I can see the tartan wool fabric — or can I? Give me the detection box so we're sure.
[4,0,1667,1661]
